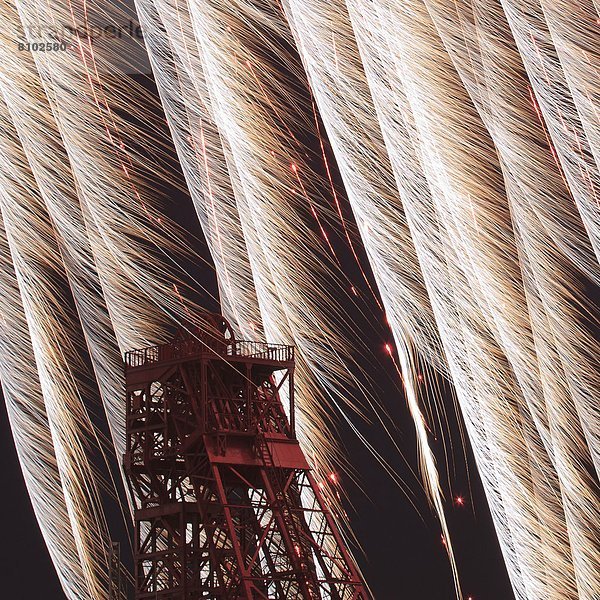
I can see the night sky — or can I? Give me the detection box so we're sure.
[1,40,515,600]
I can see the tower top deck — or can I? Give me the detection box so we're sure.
[124,312,294,371]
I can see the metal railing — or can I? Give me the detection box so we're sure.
[125,338,294,368]
[227,340,293,363]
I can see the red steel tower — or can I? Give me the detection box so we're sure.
[124,312,370,599]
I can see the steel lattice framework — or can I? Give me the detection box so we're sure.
[124,313,370,599]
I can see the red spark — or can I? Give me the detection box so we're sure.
[455,496,465,507]
[385,343,393,355]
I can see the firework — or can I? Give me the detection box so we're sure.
[0,0,598,598]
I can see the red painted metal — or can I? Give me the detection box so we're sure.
[123,312,370,599]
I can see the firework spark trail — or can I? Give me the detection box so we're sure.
[538,0,600,174]
[2,1,216,593]
[280,0,463,595]
[135,0,320,474]
[342,0,600,596]
[183,0,332,458]
[281,0,445,373]
[0,213,95,600]
[12,0,216,476]
[495,0,600,476]
[135,2,387,571]
[0,210,97,599]
[344,3,526,593]
[168,0,385,475]
[0,2,127,485]
[338,0,593,596]
[0,98,113,599]
[347,1,526,593]
[419,2,600,596]
[499,0,600,265]
[133,0,264,342]
[134,0,299,460]
[13,0,201,352]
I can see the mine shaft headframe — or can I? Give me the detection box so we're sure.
[123,311,371,600]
